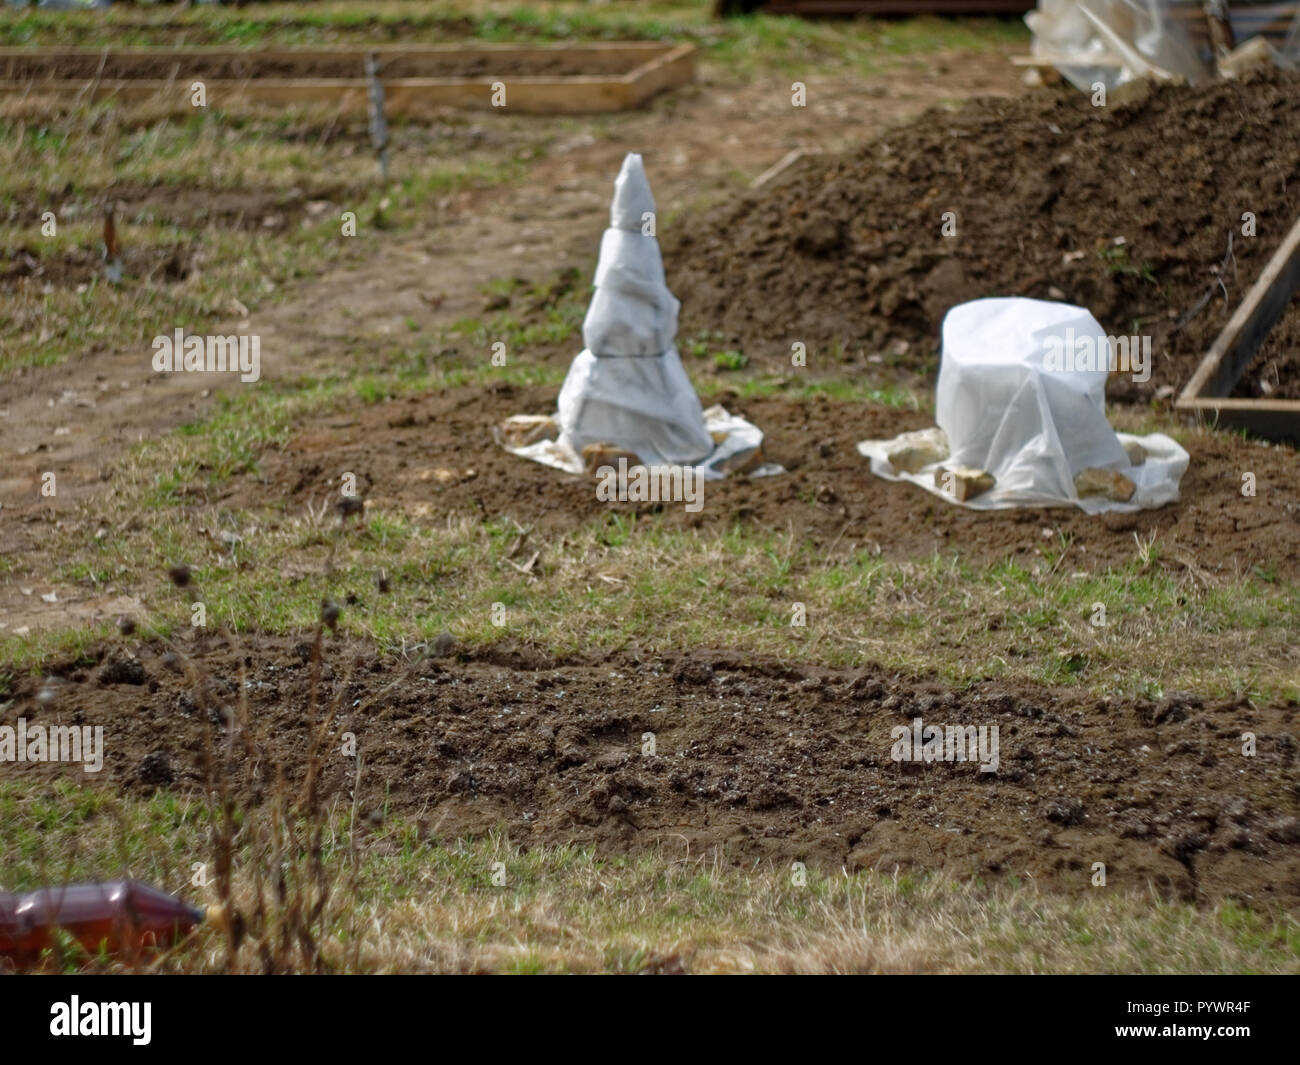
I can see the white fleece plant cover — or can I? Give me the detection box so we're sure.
[858,298,1189,513]
[504,152,779,480]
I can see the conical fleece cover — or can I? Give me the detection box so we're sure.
[556,153,713,467]
[582,153,679,357]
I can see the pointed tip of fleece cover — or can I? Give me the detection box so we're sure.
[609,152,656,231]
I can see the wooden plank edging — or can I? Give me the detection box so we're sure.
[1175,209,1300,441]
[0,42,696,115]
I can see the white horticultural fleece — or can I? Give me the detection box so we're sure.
[859,298,1190,513]
[500,152,779,482]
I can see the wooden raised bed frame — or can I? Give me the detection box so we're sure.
[0,42,696,115]
[1176,211,1300,442]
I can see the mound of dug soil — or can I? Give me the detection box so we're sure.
[667,72,1300,400]
[10,638,1300,906]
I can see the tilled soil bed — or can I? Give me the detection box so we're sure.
[211,386,1300,583]
[0,51,626,82]
[2,186,350,289]
[8,637,1300,907]
[666,71,1300,400]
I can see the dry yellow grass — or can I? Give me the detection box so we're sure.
[5,783,1296,974]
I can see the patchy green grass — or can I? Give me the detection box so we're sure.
[0,98,545,374]
[725,373,927,409]
[0,1,1028,81]
[446,271,589,356]
[1,363,1294,703]
[2,779,1295,974]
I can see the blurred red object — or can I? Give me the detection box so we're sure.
[0,880,206,962]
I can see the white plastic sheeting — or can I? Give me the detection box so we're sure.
[1027,0,1211,89]
[504,152,777,480]
[858,298,1189,514]
[1026,0,1300,91]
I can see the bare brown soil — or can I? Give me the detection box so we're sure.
[218,386,1300,582]
[666,71,1300,400]
[8,635,1300,906]
[3,240,195,287]
[1240,305,1300,400]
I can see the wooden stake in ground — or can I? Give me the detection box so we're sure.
[102,202,122,285]
[365,52,389,182]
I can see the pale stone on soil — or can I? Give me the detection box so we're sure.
[886,427,950,474]
[582,442,642,475]
[715,445,766,476]
[1122,439,1147,467]
[934,465,994,502]
[499,414,559,448]
[1074,467,1136,502]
